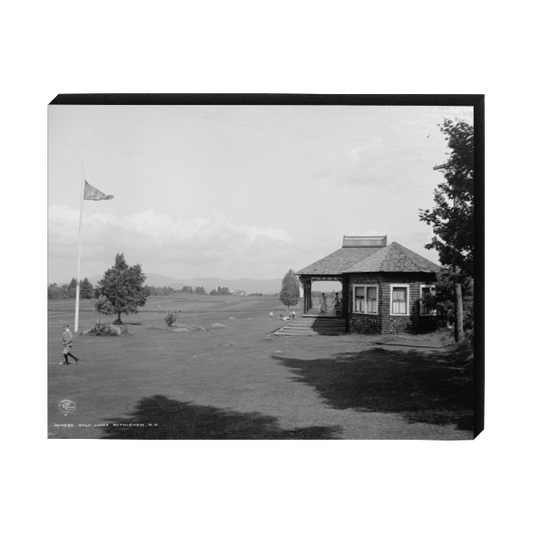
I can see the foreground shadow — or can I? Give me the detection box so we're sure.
[273,348,473,431]
[102,395,341,439]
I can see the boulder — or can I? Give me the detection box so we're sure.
[188,325,207,332]
[210,323,228,329]
[112,325,128,335]
[172,327,190,333]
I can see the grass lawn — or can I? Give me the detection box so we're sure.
[48,295,473,439]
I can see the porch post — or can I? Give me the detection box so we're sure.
[300,277,306,315]
[342,274,350,333]
[306,279,311,314]
[299,276,308,315]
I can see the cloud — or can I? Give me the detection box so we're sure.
[48,205,295,279]
[229,222,292,244]
[314,143,430,192]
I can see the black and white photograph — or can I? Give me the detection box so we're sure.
[47,95,482,440]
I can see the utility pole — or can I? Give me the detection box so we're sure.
[433,163,464,342]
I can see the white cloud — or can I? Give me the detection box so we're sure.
[347,146,365,162]
[192,217,210,227]
[229,223,293,244]
[48,205,295,280]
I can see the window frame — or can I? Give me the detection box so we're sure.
[419,284,437,316]
[352,284,379,315]
[390,284,410,316]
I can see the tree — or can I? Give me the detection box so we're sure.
[80,277,95,299]
[419,118,474,342]
[279,269,300,313]
[48,283,68,300]
[67,278,77,298]
[209,286,230,296]
[424,269,474,332]
[94,253,150,324]
[93,294,115,324]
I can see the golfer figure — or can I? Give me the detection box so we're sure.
[61,324,79,365]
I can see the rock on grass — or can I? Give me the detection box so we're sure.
[188,325,207,332]
[171,323,208,332]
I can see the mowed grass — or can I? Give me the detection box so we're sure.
[48,295,473,440]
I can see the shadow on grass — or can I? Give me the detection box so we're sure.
[102,395,341,440]
[272,348,473,431]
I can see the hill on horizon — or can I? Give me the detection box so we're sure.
[87,273,284,295]
[88,272,181,288]
[59,272,341,294]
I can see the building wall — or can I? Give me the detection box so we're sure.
[346,272,438,335]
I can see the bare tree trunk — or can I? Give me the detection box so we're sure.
[454,280,464,342]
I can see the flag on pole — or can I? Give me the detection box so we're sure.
[84,180,114,201]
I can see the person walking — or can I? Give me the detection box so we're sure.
[61,324,79,365]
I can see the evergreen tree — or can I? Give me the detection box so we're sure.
[93,294,115,324]
[95,253,150,324]
[80,277,95,299]
[279,269,300,313]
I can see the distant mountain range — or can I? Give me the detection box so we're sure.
[60,271,340,294]
[88,273,284,295]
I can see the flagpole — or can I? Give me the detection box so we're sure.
[74,166,85,333]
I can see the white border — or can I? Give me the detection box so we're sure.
[352,284,379,314]
[390,283,410,316]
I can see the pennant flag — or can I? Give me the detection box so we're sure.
[84,180,114,201]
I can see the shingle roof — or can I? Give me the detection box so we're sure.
[296,247,380,276]
[343,242,441,273]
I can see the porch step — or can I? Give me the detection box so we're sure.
[274,316,346,336]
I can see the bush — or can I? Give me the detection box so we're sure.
[164,311,179,327]
[85,322,121,336]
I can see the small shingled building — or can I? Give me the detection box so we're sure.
[296,236,441,334]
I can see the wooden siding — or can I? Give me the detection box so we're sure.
[346,272,439,334]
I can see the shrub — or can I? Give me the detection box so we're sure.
[164,311,179,327]
[86,322,121,336]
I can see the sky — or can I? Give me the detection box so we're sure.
[48,104,473,284]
